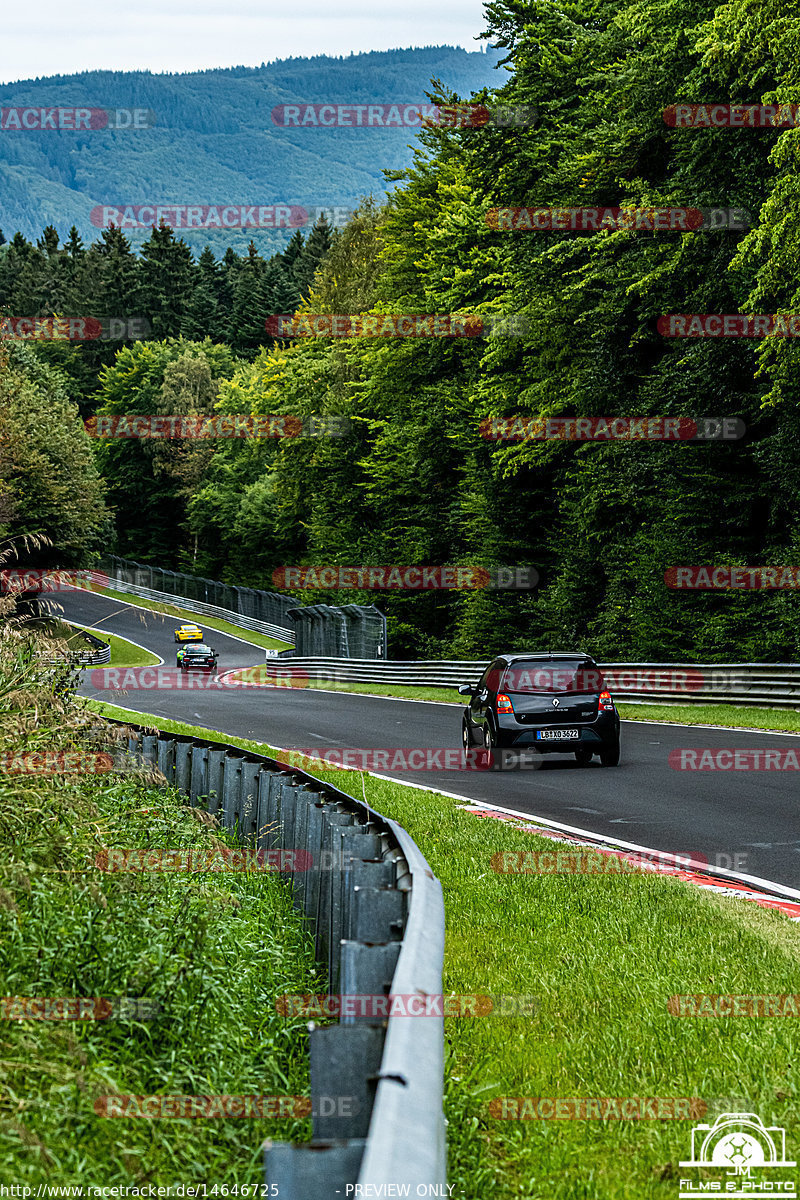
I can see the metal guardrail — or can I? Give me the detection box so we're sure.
[282,657,800,708]
[105,556,298,637]
[91,571,296,643]
[117,721,446,1197]
[37,643,111,666]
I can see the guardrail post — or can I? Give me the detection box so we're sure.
[206,749,226,816]
[190,744,209,808]
[263,1141,367,1197]
[316,811,356,966]
[174,741,192,791]
[157,738,176,788]
[339,941,401,1025]
[221,754,243,832]
[303,800,327,921]
[309,1023,385,1139]
[140,735,158,765]
[240,761,261,840]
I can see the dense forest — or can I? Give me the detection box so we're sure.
[3,1,800,661]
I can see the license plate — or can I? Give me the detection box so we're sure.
[537,728,579,741]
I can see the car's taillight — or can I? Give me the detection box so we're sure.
[599,690,615,711]
[496,693,514,714]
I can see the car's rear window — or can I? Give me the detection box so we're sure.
[187,644,212,653]
[501,660,603,694]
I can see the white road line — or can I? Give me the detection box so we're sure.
[620,717,800,737]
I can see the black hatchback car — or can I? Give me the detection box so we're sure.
[178,643,219,673]
[459,652,620,766]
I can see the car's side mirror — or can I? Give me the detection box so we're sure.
[458,684,475,696]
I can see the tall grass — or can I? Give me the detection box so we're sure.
[0,583,320,1185]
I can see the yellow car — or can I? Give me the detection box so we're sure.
[174,623,203,644]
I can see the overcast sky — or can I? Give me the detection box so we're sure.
[2,0,490,83]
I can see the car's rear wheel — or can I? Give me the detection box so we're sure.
[599,738,621,767]
[483,724,495,753]
[575,747,593,767]
[461,719,472,758]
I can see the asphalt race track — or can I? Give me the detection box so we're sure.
[52,588,800,891]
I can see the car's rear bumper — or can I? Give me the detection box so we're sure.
[495,712,619,750]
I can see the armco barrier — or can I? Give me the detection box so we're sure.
[282,658,800,708]
[117,721,446,1197]
[36,643,111,666]
[95,568,295,643]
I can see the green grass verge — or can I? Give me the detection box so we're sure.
[1,647,320,1184]
[618,701,800,733]
[84,583,292,652]
[83,705,800,1199]
[61,621,160,668]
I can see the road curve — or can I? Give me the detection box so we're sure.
[52,587,800,890]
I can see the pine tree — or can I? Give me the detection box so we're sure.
[139,223,197,339]
[182,246,223,341]
[294,216,333,296]
[230,242,269,357]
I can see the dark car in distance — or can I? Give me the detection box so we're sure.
[178,643,219,673]
[459,652,620,767]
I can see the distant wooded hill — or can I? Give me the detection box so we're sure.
[0,46,503,253]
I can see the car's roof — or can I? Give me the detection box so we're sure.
[178,623,201,629]
[186,643,213,651]
[496,652,595,663]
